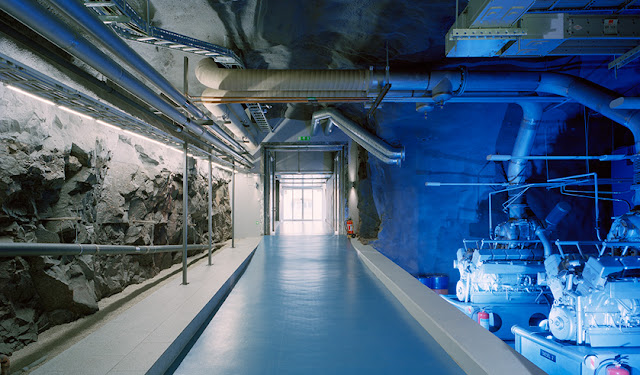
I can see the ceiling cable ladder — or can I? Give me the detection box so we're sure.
[83,0,272,133]
[246,103,272,132]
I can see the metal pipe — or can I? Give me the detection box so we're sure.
[311,108,404,165]
[488,154,627,161]
[508,103,543,185]
[576,296,584,345]
[208,155,213,266]
[535,226,554,258]
[182,142,188,285]
[0,243,208,257]
[610,97,640,110]
[0,0,252,166]
[507,103,543,218]
[200,99,258,149]
[49,0,206,120]
[195,63,640,151]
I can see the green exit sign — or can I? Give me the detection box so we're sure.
[299,136,311,141]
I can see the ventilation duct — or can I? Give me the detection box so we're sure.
[506,102,543,219]
[311,108,404,165]
[195,60,640,153]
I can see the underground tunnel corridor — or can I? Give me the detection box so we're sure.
[0,0,639,374]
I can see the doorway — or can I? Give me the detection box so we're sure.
[263,144,346,235]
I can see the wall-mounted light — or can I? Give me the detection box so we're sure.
[7,85,55,106]
[58,105,93,120]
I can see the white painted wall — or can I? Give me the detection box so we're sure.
[232,172,263,238]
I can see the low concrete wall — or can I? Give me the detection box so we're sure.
[351,238,545,375]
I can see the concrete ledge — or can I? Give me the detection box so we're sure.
[351,239,545,375]
[32,237,261,375]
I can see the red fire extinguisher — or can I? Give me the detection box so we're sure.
[606,364,630,375]
[477,311,490,330]
[346,218,354,237]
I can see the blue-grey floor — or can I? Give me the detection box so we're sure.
[172,234,465,374]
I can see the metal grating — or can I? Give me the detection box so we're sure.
[84,0,273,133]
[528,0,640,13]
[246,103,272,132]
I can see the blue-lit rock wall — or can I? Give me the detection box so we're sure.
[360,60,639,290]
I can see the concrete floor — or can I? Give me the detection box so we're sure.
[275,220,333,235]
[171,234,465,374]
[29,239,260,375]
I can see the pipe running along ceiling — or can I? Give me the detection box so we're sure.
[0,0,253,167]
[195,59,640,153]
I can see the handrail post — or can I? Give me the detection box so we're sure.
[208,155,213,265]
[232,162,236,248]
[182,141,189,285]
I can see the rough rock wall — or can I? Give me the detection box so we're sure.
[0,87,232,356]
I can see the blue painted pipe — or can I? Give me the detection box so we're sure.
[0,0,251,165]
[465,71,640,152]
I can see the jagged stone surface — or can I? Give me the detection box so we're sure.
[0,110,232,355]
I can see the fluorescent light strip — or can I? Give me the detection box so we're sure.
[215,164,234,172]
[6,85,245,171]
[58,105,93,120]
[96,120,239,172]
[7,85,56,106]
[97,119,182,152]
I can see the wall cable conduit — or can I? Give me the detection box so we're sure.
[0,0,252,166]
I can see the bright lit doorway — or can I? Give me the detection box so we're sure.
[263,144,346,236]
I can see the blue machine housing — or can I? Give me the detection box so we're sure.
[513,326,639,375]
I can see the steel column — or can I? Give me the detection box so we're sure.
[232,163,236,248]
[208,155,213,266]
[182,142,189,285]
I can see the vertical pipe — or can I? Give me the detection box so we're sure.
[576,296,584,345]
[182,142,189,285]
[208,155,213,266]
[594,173,601,240]
[184,56,189,96]
[508,102,543,219]
[146,0,150,32]
[232,162,236,248]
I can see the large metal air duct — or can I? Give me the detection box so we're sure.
[0,0,252,166]
[195,60,640,152]
[311,108,404,165]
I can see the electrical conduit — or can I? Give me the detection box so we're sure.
[0,0,252,166]
[48,0,252,157]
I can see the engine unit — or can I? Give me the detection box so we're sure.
[455,218,551,304]
[547,254,640,347]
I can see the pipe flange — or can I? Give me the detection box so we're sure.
[453,66,468,96]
